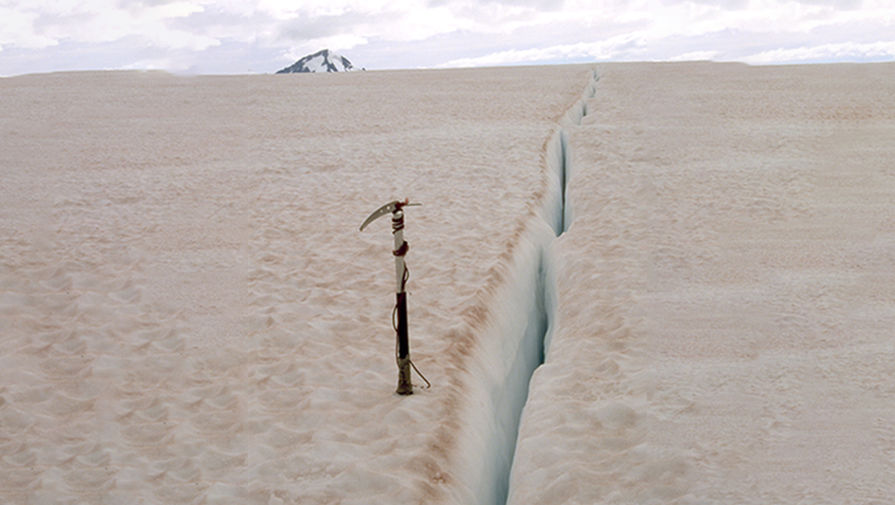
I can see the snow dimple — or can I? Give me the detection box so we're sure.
[592,402,638,430]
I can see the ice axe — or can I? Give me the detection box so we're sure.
[360,199,425,395]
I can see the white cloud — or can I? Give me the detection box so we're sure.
[282,33,369,61]
[745,40,895,63]
[0,0,893,74]
[120,55,185,71]
[0,5,58,49]
[669,50,721,61]
[436,34,645,67]
[1,0,220,50]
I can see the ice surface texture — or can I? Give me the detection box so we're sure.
[0,66,590,505]
[508,61,895,505]
[5,61,892,505]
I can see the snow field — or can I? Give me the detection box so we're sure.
[509,61,895,504]
[0,66,592,504]
[8,61,892,505]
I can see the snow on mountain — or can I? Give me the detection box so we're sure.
[276,49,355,73]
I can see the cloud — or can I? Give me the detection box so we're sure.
[1,0,894,75]
[3,1,220,50]
[0,5,59,49]
[436,34,648,67]
[278,12,375,41]
[432,0,895,68]
[428,0,565,10]
[745,40,895,63]
[668,50,721,61]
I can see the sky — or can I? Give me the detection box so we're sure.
[1,0,893,76]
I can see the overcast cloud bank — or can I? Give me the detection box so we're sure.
[1,1,893,75]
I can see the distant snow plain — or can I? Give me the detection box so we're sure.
[2,61,895,505]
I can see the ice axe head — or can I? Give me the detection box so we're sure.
[359,198,420,232]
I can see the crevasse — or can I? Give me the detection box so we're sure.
[455,69,595,505]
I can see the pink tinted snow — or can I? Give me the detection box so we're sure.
[509,62,895,505]
[4,61,895,505]
[0,66,589,504]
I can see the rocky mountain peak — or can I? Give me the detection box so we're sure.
[276,49,355,74]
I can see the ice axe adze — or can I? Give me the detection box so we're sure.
[360,199,423,395]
